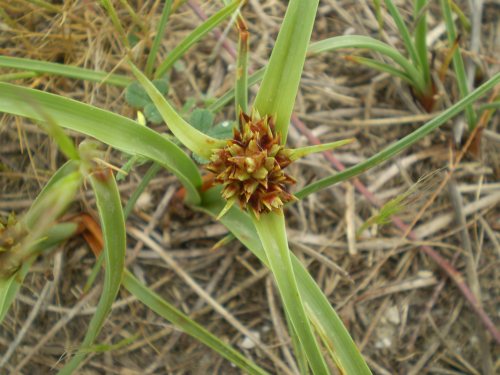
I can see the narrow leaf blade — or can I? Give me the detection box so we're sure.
[123,271,269,375]
[0,82,202,204]
[58,169,126,374]
[130,63,225,158]
[198,188,372,374]
[253,211,330,374]
[296,72,500,198]
[253,0,319,141]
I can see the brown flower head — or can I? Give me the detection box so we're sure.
[206,111,296,217]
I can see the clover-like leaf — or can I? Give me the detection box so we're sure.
[190,108,214,134]
[125,79,169,109]
[144,102,163,124]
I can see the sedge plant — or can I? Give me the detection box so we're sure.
[1,0,500,374]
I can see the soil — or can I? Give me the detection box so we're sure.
[1,1,499,374]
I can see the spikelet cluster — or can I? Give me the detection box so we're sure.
[206,112,295,217]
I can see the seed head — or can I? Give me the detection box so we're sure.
[206,111,296,217]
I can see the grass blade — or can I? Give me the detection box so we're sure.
[296,72,500,199]
[346,56,413,85]
[284,311,310,375]
[309,35,425,93]
[58,168,126,374]
[0,82,202,204]
[383,0,420,70]
[198,188,372,374]
[122,270,269,375]
[253,0,319,141]
[123,163,162,219]
[253,212,330,374]
[0,56,132,86]
[145,0,173,77]
[440,0,476,129]
[100,0,130,49]
[0,71,39,81]
[235,15,249,114]
[154,0,243,78]
[414,0,431,88]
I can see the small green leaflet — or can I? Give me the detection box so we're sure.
[125,79,169,124]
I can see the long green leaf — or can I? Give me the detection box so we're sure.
[122,271,269,375]
[130,63,225,158]
[384,0,420,70]
[0,72,39,81]
[414,0,431,88]
[123,163,162,219]
[347,56,413,85]
[58,169,126,374]
[154,0,243,78]
[253,0,319,141]
[198,188,372,375]
[100,0,130,49]
[0,83,202,204]
[0,56,132,87]
[284,310,310,375]
[145,0,173,77]
[235,15,249,114]
[440,0,476,129]
[296,72,500,199]
[253,212,329,374]
[309,36,425,93]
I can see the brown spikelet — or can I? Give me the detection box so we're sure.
[206,111,296,217]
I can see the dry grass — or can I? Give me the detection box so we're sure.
[1,0,499,374]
